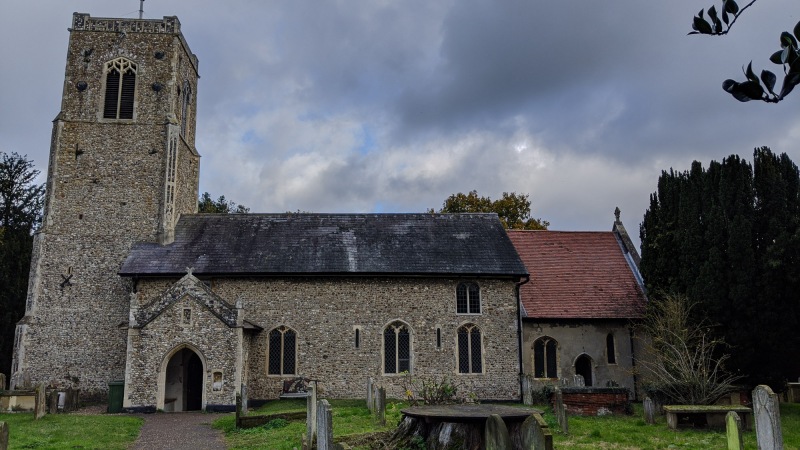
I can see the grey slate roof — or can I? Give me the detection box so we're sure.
[119,213,528,277]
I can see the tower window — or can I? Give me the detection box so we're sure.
[103,58,137,119]
[180,80,192,137]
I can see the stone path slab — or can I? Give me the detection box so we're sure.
[132,412,228,450]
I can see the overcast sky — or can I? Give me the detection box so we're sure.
[2,1,799,250]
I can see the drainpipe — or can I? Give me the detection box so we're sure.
[629,324,638,401]
[516,275,530,402]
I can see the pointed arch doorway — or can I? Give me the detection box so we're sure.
[163,347,204,411]
[575,354,593,387]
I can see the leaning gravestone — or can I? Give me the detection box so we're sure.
[0,421,8,450]
[317,399,333,450]
[47,390,58,414]
[753,385,783,450]
[306,382,317,447]
[521,375,533,406]
[643,397,656,425]
[34,384,46,420]
[520,413,554,450]
[554,388,568,434]
[726,411,744,450]
[485,414,512,450]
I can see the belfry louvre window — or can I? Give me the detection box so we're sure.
[457,324,482,374]
[533,336,558,378]
[384,321,411,374]
[268,326,296,375]
[103,58,137,119]
[456,282,481,314]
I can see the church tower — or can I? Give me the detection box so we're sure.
[11,13,200,397]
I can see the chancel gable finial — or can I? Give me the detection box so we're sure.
[614,207,621,222]
[186,267,194,276]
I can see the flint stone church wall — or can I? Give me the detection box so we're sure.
[131,276,521,403]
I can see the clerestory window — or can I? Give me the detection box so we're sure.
[268,326,296,376]
[384,321,411,374]
[456,282,481,314]
[103,58,137,119]
[457,323,483,374]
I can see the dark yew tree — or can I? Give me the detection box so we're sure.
[0,153,44,381]
[640,148,799,386]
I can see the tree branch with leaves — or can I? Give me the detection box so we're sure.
[690,0,800,103]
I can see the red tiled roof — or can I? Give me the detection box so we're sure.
[507,231,646,319]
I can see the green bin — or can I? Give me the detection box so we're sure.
[108,381,124,413]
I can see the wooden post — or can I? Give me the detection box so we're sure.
[726,411,744,450]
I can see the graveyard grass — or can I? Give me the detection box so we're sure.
[213,400,800,450]
[0,412,142,449]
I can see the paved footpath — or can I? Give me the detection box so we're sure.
[131,412,229,450]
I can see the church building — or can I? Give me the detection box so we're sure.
[11,13,527,411]
[11,12,646,412]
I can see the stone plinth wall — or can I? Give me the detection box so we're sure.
[557,387,630,415]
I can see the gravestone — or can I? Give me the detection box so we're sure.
[317,399,333,450]
[521,375,533,405]
[643,397,656,425]
[573,375,585,388]
[306,382,317,447]
[240,385,248,415]
[554,388,568,434]
[753,385,783,450]
[726,411,744,450]
[376,387,386,426]
[235,393,242,428]
[484,414,512,450]
[366,377,373,411]
[520,413,554,450]
[34,384,46,420]
[0,373,6,391]
[48,391,58,414]
[0,421,8,450]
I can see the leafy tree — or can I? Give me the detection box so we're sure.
[640,147,800,386]
[198,192,250,214]
[639,293,741,405]
[0,153,44,380]
[430,190,549,230]
[690,1,800,102]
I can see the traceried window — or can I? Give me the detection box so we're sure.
[457,324,482,374]
[533,336,558,378]
[103,58,137,119]
[179,80,192,137]
[268,326,296,376]
[606,333,616,364]
[456,282,481,314]
[384,321,411,374]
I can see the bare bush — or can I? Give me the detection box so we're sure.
[638,293,741,405]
